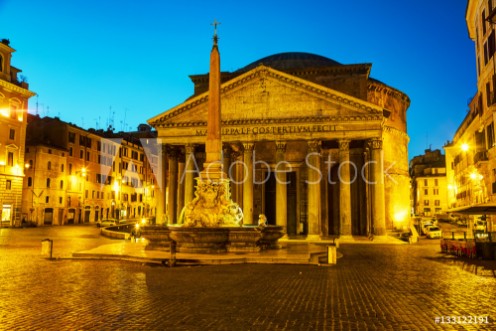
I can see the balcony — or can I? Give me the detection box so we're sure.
[474,151,488,164]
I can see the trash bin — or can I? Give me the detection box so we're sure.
[41,239,53,259]
[327,245,337,264]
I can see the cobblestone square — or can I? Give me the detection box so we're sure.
[1,227,495,330]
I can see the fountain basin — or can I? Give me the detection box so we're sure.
[167,225,285,254]
[140,225,171,251]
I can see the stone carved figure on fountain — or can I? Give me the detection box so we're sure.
[182,179,243,227]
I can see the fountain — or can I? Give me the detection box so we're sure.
[143,22,284,253]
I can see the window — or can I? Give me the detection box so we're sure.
[86,151,90,161]
[6,180,11,190]
[424,179,428,186]
[61,164,64,172]
[69,163,72,175]
[27,177,32,187]
[424,189,428,195]
[0,54,3,72]
[60,180,63,189]
[434,179,438,186]
[79,150,84,159]
[29,160,33,168]
[435,200,440,206]
[47,161,51,170]
[46,178,51,188]
[69,147,73,157]
[45,196,49,203]
[424,200,429,206]
[59,197,63,204]
[433,189,439,195]
[487,122,495,148]
[85,190,88,199]
[9,129,14,140]
[68,132,76,143]
[7,152,13,166]
[48,149,52,154]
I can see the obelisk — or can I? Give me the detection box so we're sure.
[201,19,226,180]
[180,21,243,227]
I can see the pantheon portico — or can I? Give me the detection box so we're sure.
[148,52,411,239]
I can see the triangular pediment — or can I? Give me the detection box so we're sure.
[148,65,383,128]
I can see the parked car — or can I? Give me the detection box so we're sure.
[421,222,433,235]
[425,226,442,239]
[96,219,118,228]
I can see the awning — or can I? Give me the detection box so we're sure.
[448,203,496,215]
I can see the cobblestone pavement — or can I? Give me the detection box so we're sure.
[1,227,495,330]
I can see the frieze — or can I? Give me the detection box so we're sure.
[195,124,338,136]
[155,114,383,129]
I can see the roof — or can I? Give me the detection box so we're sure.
[235,52,342,73]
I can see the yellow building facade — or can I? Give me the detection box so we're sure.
[149,52,411,238]
[443,1,496,230]
[0,39,35,226]
[22,116,159,226]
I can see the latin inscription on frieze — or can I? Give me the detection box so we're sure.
[195,124,336,136]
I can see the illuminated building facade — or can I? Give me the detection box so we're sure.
[149,51,411,238]
[22,116,158,226]
[0,39,35,226]
[444,1,496,226]
[410,149,448,216]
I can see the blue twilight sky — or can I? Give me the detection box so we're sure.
[0,0,476,160]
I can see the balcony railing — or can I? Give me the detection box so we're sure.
[474,151,489,163]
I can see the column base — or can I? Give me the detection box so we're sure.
[305,234,321,242]
[374,227,387,236]
[338,235,354,243]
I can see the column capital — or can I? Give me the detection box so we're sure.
[222,144,232,153]
[338,139,351,151]
[166,145,178,159]
[184,144,196,154]
[243,142,255,152]
[275,141,287,153]
[369,138,383,150]
[307,140,321,153]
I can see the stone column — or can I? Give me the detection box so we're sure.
[306,140,321,239]
[275,141,287,230]
[184,144,196,206]
[370,138,386,236]
[243,143,255,225]
[222,144,231,176]
[167,147,178,224]
[177,156,185,223]
[339,139,352,237]
[155,143,167,224]
[230,146,243,205]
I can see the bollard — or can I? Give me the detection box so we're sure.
[327,245,337,264]
[41,238,53,259]
[169,241,177,267]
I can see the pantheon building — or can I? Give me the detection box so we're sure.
[148,52,410,239]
